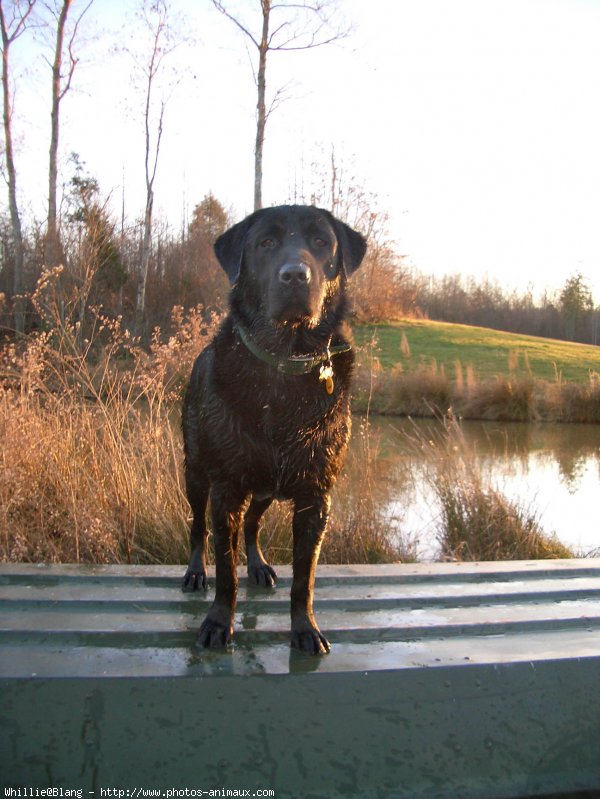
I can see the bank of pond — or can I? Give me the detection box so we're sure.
[336,417,600,564]
[351,360,600,424]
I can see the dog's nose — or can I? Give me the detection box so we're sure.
[279,262,311,285]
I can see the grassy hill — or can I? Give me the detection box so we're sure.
[354,318,600,382]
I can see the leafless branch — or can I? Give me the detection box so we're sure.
[211,0,259,50]
[147,98,164,189]
[267,18,291,47]
[265,79,294,123]
[242,36,257,86]
[138,0,178,191]
[211,0,352,211]
[269,12,351,51]
[212,0,349,54]
[0,0,37,47]
[270,31,348,51]
[57,0,92,102]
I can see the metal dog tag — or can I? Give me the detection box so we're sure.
[319,363,334,394]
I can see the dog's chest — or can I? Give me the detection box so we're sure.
[240,392,349,495]
[207,341,352,495]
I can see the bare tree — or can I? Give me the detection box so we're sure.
[45,0,93,269]
[292,149,415,320]
[131,0,178,329]
[212,0,349,211]
[0,0,36,333]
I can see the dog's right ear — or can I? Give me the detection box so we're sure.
[214,213,258,283]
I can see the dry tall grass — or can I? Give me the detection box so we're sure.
[1,269,408,566]
[2,272,584,567]
[353,341,600,423]
[459,375,537,421]
[325,418,417,563]
[1,268,218,564]
[408,421,573,561]
[540,373,600,423]
[254,420,415,566]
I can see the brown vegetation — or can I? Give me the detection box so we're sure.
[0,271,408,565]
[1,271,218,564]
[408,421,573,561]
[352,355,600,424]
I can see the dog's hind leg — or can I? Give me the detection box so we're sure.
[182,467,210,592]
[244,496,277,588]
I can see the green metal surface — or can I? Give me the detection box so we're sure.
[2,560,600,797]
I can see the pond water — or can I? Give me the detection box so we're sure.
[353,417,600,560]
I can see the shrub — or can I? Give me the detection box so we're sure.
[382,362,452,417]
[435,474,572,561]
[458,375,538,422]
[408,420,573,562]
[541,374,600,423]
[1,270,220,564]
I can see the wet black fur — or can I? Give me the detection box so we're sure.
[182,205,366,654]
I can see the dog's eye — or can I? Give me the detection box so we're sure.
[314,237,328,248]
[260,238,276,249]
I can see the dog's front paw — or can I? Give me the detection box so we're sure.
[182,568,207,592]
[248,561,277,588]
[291,625,331,656]
[197,615,233,649]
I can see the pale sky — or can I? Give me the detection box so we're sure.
[8,0,600,300]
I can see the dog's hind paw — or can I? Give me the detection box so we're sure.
[196,616,233,649]
[182,569,207,592]
[291,627,331,656]
[247,562,277,588]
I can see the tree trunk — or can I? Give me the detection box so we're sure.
[136,191,153,329]
[47,0,72,268]
[0,15,25,333]
[134,1,169,333]
[213,0,348,214]
[253,0,269,211]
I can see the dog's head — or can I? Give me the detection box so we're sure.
[214,205,366,326]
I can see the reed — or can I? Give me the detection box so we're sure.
[458,375,538,421]
[541,373,600,423]
[1,269,217,564]
[407,420,573,561]
[353,357,600,423]
[436,472,572,561]
[250,418,416,565]
[325,418,417,563]
[1,271,409,566]
[0,272,583,567]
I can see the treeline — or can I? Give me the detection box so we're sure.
[0,154,597,345]
[0,178,231,336]
[0,153,412,337]
[412,272,600,346]
[0,2,597,348]
[1,183,599,348]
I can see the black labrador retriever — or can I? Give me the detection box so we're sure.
[182,204,366,654]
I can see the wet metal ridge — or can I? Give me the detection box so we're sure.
[2,560,600,797]
[3,559,600,586]
[3,560,600,674]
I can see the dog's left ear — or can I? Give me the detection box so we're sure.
[214,212,258,283]
[322,211,367,276]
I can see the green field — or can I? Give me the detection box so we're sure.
[354,318,600,382]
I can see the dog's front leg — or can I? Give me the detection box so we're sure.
[290,494,331,655]
[197,484,247,648]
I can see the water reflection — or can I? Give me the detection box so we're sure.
[346,418,600,560]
